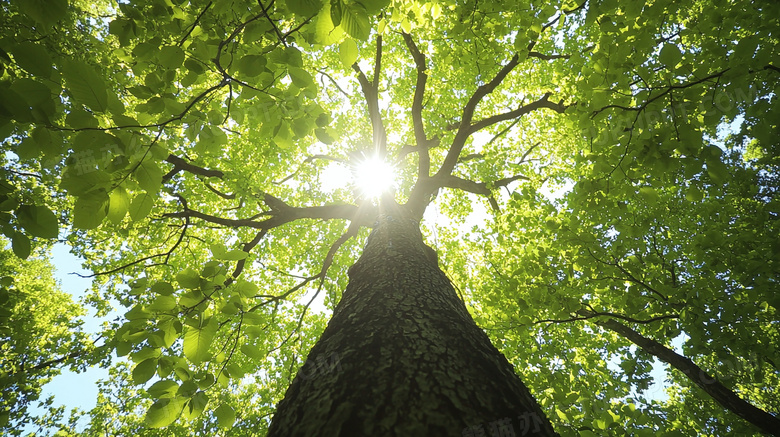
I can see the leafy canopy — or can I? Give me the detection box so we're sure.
[0,0,778,435]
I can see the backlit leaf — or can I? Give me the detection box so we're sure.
[183,317,217,364]
[107,187,130,224]
[144,397,187,428]
[61,59,109,113]
[129,192,154,221]
[132,358,158,384]
[339,38,358,67]
[214,403,236,429]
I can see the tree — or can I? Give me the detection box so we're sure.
[0,246,97,434]
[1,0,778,435]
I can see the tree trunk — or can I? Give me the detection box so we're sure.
[268,206,558,436]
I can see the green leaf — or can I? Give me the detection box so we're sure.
[238,55,266,77]
[183,317,217,364]
[134,160,163,194]
[182,391,209,421]
[341,2,370,40]
[659,43,683,68]
[330,0,343,26]
[151,281,175,296]
[16,205,58,238]
[16,0,67,27]
[240,343,263,361]
[129,191,154,221]
[147,380,179,399]
[214,403,236,429]
[638,187,660,205]
[12,232,31,259]
[339,38,358,67]
[148,295,178,312]
[73,192,109,229]
[107,187,130,224]
[176,268,201,289]
[236,280,259,298]
[362,0,390,14]
[61,59,109,113]
[287,0,324,16]
[10,42,52,77]
[684,186,703,202]
[159,46,185,69]
[314,1,344,44]
[133,358,158,384]
[144,397,187,428]
[288,67,316,90]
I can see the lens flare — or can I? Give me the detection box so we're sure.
[352,156,396,199]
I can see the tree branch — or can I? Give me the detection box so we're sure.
[164,201,364,230]
[436,53,520,179]
[351,63,387,156]
[432,175,499,211]
[163,154,225,181]
[373,34,382,90]
[401,32,432,181]
[588,312,780,435]
[469,93,568,134]
[177,1,212,47]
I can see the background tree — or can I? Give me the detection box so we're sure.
[1,0,778,435]
[0,246,99,434]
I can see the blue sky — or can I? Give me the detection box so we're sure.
[26,244,110,428]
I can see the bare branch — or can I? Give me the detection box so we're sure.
[177,1,212,47]
[164,202,363,230]
[351,63,387,156]
[204,181,236,199]
[469,93,568,134]
[591,314,780,435]
[258,0,287,47]
[458,153,483,163]
[518,142,542,165]
[163,154,225,181]
[401,32,432,180]
[84,196,190,277]
[433,175,499,211]
[317,69,350,98]
[576,308,678,324]
[493,174,530,188]
[373,34,382,90]
[225,230,267,286]
[436,53,521,179]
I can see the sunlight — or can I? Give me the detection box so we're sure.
[319,155,398,200]
[351,156,397,199]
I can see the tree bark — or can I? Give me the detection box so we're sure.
[268,204,558,436]
[583,312,780,436]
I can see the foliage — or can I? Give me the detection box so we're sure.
[0,247,95,434]
[0,0,778,435]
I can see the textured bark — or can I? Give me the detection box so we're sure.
[268,206,558,436]
[588,314,780,436]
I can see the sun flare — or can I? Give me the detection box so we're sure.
[352,156,397,199]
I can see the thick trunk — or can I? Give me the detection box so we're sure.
[268,207,558,436]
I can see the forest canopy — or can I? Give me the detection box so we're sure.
[0,0,778,435]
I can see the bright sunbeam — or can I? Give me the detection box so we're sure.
[352,156,397,199]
